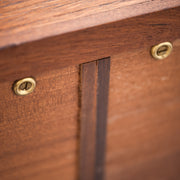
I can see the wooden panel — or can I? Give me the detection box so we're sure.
[80,58,110,180]
[1,0,179,48]
[0,66,79,180]
[106,39,180,180]
[0,7,179,83]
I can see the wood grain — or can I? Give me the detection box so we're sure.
[0,7,179,84]
[106,39,180,180]
[80,61,97,180]
[0,0,179,48]
[0,66,79,180]
[0,7,179,180]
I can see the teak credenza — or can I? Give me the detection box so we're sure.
[0,1,180,180]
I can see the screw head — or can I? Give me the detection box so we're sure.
[13,77,36,96]
[151,42,173,60]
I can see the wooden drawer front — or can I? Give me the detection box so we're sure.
[0,66,79,180]
[106,40,180,180]
[0,7,180,180]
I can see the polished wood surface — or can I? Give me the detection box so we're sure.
[0,7,179,84]
[0,66,79,180]
[106,39,180,180]
[0,6,180,180]
[1,0,179,48]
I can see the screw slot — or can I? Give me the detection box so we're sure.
[19,81,32,91]
[151,42,173,60]
[13,77,36,96]
[157,45,168,56]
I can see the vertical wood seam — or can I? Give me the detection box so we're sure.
[80,57,110,180]
[95,57,110,180]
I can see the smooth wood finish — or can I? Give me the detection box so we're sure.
[0,7,179,84]
[0,66,79,180]
[1,0,179,48]
[0,6,180,180]
[80,61,97,180]
[106,39,180,180]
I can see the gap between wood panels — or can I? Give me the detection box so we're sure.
[79,57,110,180]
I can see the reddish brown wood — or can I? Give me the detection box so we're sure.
[80,61,97,180]
[0,66,79,180]
[0,7,179,84]
[106,39,180,180]
[1,0,179,48]
[0,6,179,180]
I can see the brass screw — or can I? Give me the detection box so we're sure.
[13,77,36,96]
[151,42,173,60]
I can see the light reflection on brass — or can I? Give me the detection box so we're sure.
[151,42,173,60]
[13,77,36,96]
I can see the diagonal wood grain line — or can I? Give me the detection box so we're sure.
[1,0,179,48]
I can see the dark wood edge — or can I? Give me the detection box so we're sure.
[79,61,97,180]
[95,57,110,180]
[79,57,110,180]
